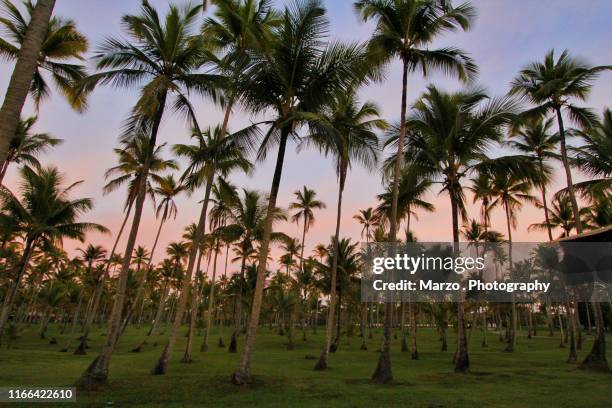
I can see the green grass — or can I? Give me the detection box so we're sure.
[0,324,610,407]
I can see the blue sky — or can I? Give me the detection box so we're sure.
[1,0,611,268]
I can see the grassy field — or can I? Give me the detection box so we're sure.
[0,324,610,407]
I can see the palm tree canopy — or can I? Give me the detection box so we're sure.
[0,165,108,249]
[235,0,369,160]
[354,0,478,80]
[4,116,62,168]
[510,49,611,129]
[153,174,184,221]
[289,186,325,231]
[104,135,178,210]
[0,0,89,109]
[77,1,221,131]
[375,167,434,225]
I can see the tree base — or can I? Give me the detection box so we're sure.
[151,360,167,375]
[411,350,418,360]
[228,335,237,353]
[75,356,109,391]
[217,337,225,348]
[371,350,392,384]
[400,337,408,352]
[231,367,252,385]
[73,342,87,355]
[313,353,327,371]
[200,343,209,352]
[360,343,367,351]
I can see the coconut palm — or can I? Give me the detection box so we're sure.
[152,127,251,375]
[76,2,218,389]
[0,116,62,186]
[290,186,326,274]
[375,168,434,234]
[387,85,521,372]
[508,117,558,240]
[528,195,589,239]
[280,237,302,277]
[223,189,287,354]
[354,0,477,382]
[509,49,611,234]
[353,208,378,244]
[0,165,107,336]
[305,89,384,370]
[79,137,176,357]
[0,0,68,169]
[487,171,538,352]
[230,0,367,384]
[570,108,612,199]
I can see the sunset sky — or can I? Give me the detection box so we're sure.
[1,0,611,273]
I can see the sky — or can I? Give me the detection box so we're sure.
[1,0,611,274]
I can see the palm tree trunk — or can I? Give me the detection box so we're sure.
[450,190,469,373]
[77,91,167,390]
[554,107,582,233]
[0,156,12,186]
[299,218,307,273]
[566,299,577,363]
[0,238,35,336]
[231,128,290,385]
[373,57,409,385]
[504,203,516,352]
[202,245,220,352]
[538,159,554,241]
[0,0,56,166]
[580,301,609,371]
[60,288,84,352]
[229,248,248,353]
[152,175,213,375]
[315,162,346,369]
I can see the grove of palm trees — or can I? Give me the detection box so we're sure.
[0,0,610,406]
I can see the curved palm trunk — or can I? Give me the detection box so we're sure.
[132,279,169,352]
[0,0,55,166]
[152,176,213,375]
[77,92,167,390]
[314,162,346,370]
[182,267,202,363]
[0,238,35,336]
[231,129,289,385]
[229,247,248,353]
[202,246,220,352]
[299,218,308,273]
[60,288,84,352]
[373,59,409,385]
[554,107,582,234]
[0,155,13,186]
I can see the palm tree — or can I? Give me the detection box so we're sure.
[354,0,477,383]
[79,137,176,356]
[0,165,107,335]
[290,186,326,274]
[152,126,251,375]
[375,168,434,234]
[0,0,89,109]
[0,116,62,185]
[488,171,538,352]
[353,208,378,244]
[280,237,302,278]
[0,0,58,167]
[230,0,367,385]
[223,189,287,354]
[570,108,612,199]
[76,2,217,389]
[468,172,493,232]
[528,195,585,239]
[509,117,558,240]
[306,89,384,370]
[509,49,611,234]
[388,85,521,372]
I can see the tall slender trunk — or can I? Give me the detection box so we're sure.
[60,289,84,352]
[555,107,582,234]
[299,218,308,273]
[77,92,167,390]
[538,159,554,241]
[373,57,409,385]
[0,0,56,166]
[0,238,35,335]
[231,128,290,385]
[503,203,516,352]
[0,155,13,186]
[152,176,213,375]
[229,245,248,353]
[450,189,469,372]
[315,162,346,370]
[202,245,220,352]
[566,299,577,363]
